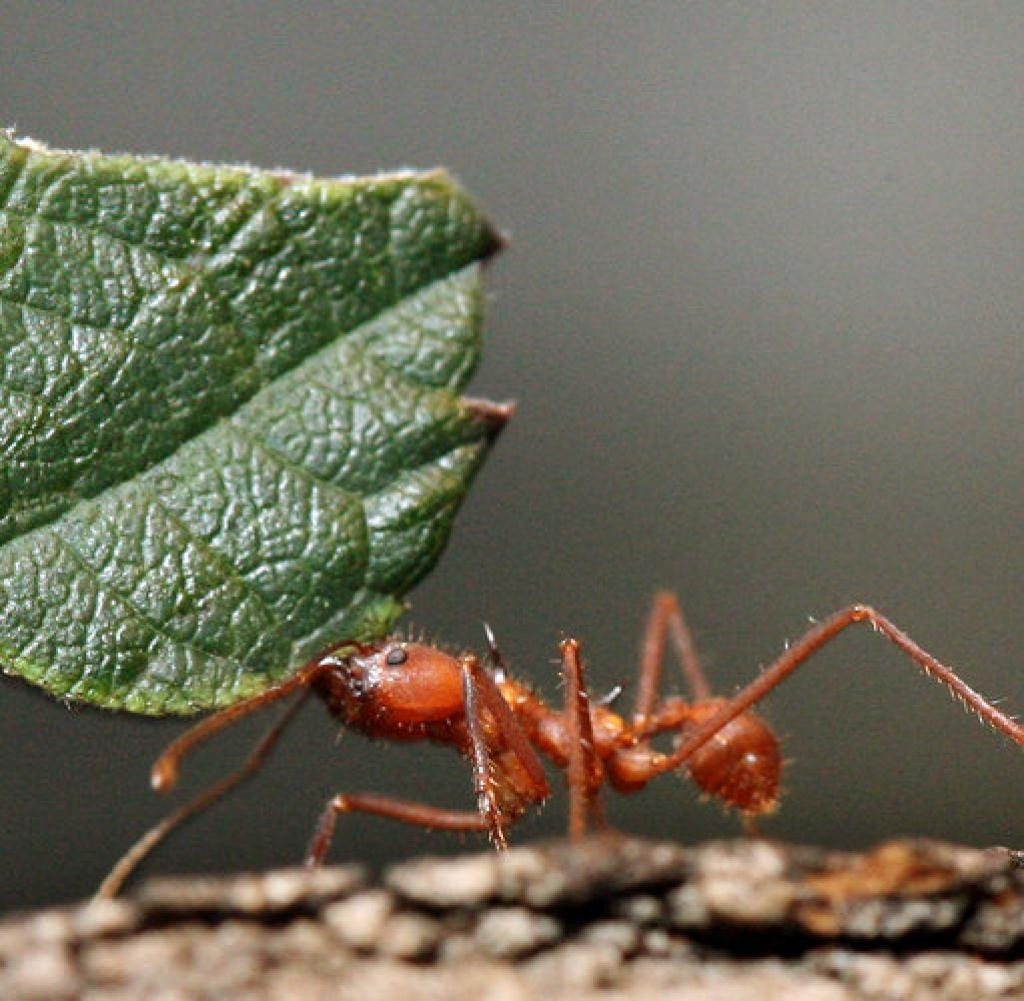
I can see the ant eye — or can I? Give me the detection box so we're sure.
[385,647,408,666]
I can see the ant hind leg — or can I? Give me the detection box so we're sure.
[634,591,711,728]
[659,604,1024,775]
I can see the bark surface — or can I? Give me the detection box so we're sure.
[3,837,1024,999]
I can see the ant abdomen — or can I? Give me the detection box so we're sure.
[682,700,782,815]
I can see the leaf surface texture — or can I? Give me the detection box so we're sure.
[0,134,502,713]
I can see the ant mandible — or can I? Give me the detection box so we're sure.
[96,593,1024,898]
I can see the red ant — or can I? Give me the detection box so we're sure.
[96,593,1024,898]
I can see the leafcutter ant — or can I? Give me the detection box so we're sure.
[96,593,1024,898]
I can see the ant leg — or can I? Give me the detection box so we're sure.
[658,604,1024,775]
[559,639,607,839]
[150,661,327,792]
[634,591,710,727]
[95,690,311,900]
[476,631,554,801]
[306,794,491,867]
[462,655,508,848]
[463,654,550,797]
[461,654,551,848]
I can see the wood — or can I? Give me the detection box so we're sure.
[4,836,1024,999]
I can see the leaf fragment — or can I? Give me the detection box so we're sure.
[0,134,504,713]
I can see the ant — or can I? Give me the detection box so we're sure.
[96,593,1024,898]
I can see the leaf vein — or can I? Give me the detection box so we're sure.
[0,174,276,269]
[0,200,180,274]
[140,483,285,661]
[47,522,247,692]
[0,284,138,342]
[225,420,363,510]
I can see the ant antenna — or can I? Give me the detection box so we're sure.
[482,622,508,682]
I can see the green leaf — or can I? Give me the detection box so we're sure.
[0,133,504,715]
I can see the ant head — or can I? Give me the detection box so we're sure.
[334,640,467,728]
[682,700,783,816]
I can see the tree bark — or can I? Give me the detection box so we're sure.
[2,836,1023,999]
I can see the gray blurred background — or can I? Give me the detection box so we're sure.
[1,2,1022,911]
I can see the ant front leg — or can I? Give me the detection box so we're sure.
[658,604,1024,775]
[462,653,551,846]
[462,653,510,848]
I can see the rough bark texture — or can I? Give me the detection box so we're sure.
[3,837,1024,999]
